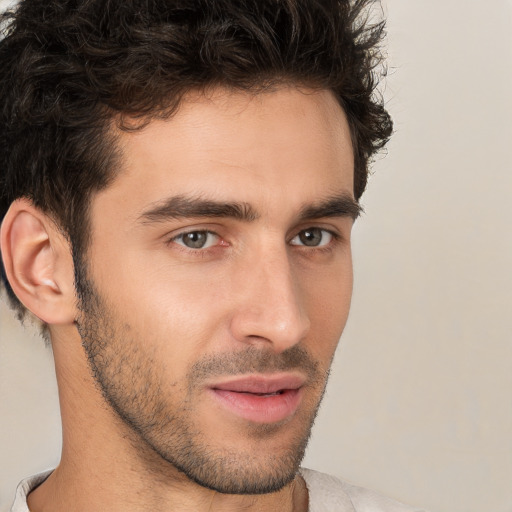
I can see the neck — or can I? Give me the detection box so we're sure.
[28,443,308,512]
[28,466,308,512]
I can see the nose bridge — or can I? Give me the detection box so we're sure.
[230,240,311,350]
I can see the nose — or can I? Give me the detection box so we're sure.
[229,245,311,352]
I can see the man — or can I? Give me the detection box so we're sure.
[0,0,424,510]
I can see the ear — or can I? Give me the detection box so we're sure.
[0,198,77,324]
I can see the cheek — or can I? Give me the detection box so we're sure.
[301,260,353,361]
[91,256,237,369]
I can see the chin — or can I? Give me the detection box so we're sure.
[171,445,305,495]
[147,412,314,495]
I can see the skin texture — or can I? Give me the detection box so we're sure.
[7,86,356,511]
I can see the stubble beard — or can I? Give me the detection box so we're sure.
[74,271,330,495]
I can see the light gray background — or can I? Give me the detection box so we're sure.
[1,1,511,511]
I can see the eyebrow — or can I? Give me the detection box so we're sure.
[138,193,362,224]
[139,195,259,223]
[299,194,362,221]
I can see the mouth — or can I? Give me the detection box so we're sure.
[208,374,305,424]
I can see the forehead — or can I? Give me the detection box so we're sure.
[97,86,354,221]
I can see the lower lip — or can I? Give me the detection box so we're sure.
[209,388,303,424]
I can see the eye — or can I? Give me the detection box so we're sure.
[290,228,334,247]
[172,230,220,249]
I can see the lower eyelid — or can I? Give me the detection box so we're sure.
[167,228,342,251]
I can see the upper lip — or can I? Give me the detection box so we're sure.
[209,374,306,394]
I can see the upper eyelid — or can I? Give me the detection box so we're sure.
[171,228,216,238]
[169,229,220,242]
[165,226,220,241]
[288,226,340,241]
[289,227,338,243]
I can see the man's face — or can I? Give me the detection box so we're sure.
[77,86,356,494]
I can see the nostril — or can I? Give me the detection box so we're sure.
[228,260,310,349]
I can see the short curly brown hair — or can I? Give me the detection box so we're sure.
[0,0,392,316]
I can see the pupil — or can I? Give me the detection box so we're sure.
[184,231,207,248]
[299,228,322,246]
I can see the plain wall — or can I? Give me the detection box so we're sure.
[1,1,511,511]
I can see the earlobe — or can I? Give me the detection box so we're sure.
[0,199,76,324]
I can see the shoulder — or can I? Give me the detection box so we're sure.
[300,468,427,512]
[9,470,53,512]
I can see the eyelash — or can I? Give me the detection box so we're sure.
[289,228,338,249]
[169,230,222,250]
[166,227,341,254]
